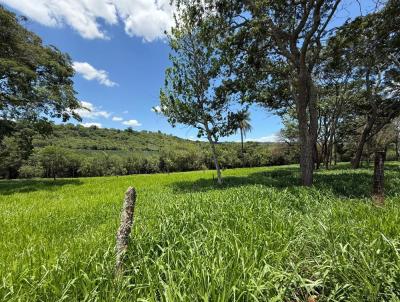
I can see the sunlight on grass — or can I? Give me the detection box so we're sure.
[1,164,400,301]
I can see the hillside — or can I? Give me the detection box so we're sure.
[0,123,293,179]
[34,124,209,156]
[34,124,276,157]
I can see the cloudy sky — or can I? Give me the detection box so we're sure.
[1,0,378,142]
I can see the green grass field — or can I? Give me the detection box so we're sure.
[1,164,400,301]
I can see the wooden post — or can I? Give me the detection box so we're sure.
[372,151,385,206]
[115,187,136,275]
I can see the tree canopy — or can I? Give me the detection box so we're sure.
[0,6,81,125]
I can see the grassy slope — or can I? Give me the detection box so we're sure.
[35,124,274,157]
[1,164,400,301]
[34,124,206,156]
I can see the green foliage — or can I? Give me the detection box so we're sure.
[1,164,400,300]
[0,124,36,178]
[0,6,81,123]
[18,164,43,179]
[0,123,288,179]
[160,6,237,140]
[38,146,69,180]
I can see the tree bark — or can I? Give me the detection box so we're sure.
[207,135,222,184]
[326,114,338,169]
[372,151,385,206]
[296,67,317,186]
[333,140,337,166]
[353,69,376,169]
[314,143,320,170]
[352,119,374,169]
[115,187,136,276]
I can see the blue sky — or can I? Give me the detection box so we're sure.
[1,0,378,142]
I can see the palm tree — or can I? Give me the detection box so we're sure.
[235,110,252,164]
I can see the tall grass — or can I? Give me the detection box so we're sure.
[1,164,400,301]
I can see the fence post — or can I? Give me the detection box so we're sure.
[115,187,136,276]
[372,151,385,206]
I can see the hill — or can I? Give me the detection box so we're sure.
[34,124,277,157]
[6,123,294,178]
[1,123,296,179]
[34,124,211,157]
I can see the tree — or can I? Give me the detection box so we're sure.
[0,6,81,127]
[160,1,240,184]
[38,146,68,180]
[331,3,400,168]
[216,0,341,185]
[235,110,252,164]
[395,118,400,160]
[0,123,36,178]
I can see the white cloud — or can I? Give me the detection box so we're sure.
[122,110,129,114]
[122,119,142,127]
[246,133,280,143]
[1,0,117,39]
[151,105,161,113]
[116,0,174,42]
[112,116,123,121]
[74,101,110,119]
[1,0,174,41]
[73,62,117,87]
[80,122,102,128]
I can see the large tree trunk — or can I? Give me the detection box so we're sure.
[296,67,318,186]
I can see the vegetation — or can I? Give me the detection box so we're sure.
[0,2,400,301]
[0,5,81,129]
[0,5,81,179]
[0,123,292,179]
[207,0,342,186]
[235,110,253,165]
[160,1,242,184]
[1,164,400,301]
[160,0,400,186]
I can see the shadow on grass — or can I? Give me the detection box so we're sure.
[0,179,83,196]
[170,164,400,199]
[171,167,300,193]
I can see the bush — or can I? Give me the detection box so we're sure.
[18,164,43,178]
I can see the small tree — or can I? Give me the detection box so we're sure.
[160,1,239,184]
[38,146,68,180]
[235,110,252,165]
[0,124,36,178]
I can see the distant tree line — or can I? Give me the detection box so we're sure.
[4,140,296,180]
[0,122,294,179]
